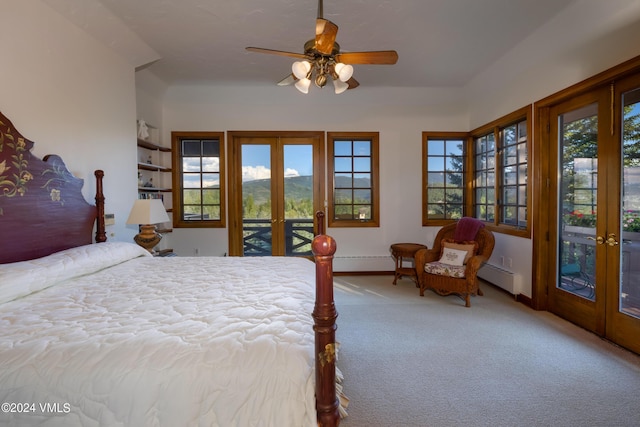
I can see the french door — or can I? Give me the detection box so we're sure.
[227,131,324,256]
[545,75,640,354]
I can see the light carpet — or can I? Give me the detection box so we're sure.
[334,275,640,427]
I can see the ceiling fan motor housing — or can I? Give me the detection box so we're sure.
[304,39,340,57]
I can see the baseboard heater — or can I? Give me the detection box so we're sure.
[478,263,521,295]
[333,255,394,272]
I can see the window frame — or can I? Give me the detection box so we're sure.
[421,132,470,226]
[327,132,380,228]
[470,106,532,238]
[171,131,226,228]
[422,106,531,238]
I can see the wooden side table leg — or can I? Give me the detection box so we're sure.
[393,253,400,285]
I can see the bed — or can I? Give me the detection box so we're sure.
[0,111,342,426]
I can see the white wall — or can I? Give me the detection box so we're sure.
[468,0,640,125]
[1,0,139,243]
[161,84,468,265]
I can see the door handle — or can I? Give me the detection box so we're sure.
[586,234,619,246]
[586,235,605,244]
[605,233,619,246]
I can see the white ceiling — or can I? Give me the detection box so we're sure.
[45,0,577,88]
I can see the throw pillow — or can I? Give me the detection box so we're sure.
[441,239,478,264]
[438,247,467,266]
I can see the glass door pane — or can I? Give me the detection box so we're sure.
[241,144,273,256]
[283,144,314,256]
[558,103,599,301]
[621,87,640,319]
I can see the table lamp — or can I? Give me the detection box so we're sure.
[126,199,170,253]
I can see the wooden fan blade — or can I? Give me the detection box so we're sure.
[336,51,399,65]
[315,18,338,55]
[347,77,360,90]
[277,73,297,86]
[246,47,308,60]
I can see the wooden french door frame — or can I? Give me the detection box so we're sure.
[534,56,640,354]
[546,87,612,335]
[606,73,640,353]
[227,131,325,256]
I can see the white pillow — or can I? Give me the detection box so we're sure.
[438,247,467,266]
[0,242,151,304]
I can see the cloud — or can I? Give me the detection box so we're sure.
[242,165,271,181]
[284,168,300,177]
[242,166,300,181]
[182,157,220,172]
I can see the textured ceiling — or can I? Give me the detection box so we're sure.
[45,0,577,88]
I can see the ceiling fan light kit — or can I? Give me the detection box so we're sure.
[292,58,349,94]
[246,0,398,94]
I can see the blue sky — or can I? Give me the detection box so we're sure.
[242,144,313,181]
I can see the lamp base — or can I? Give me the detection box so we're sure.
[133,224,163,254]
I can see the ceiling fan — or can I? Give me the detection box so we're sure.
[246,0,398,94]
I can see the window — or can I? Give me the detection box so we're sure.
[422,132,467,225]
[171,131,225,228]
[474,133,496,223]
[422,107,531,237]
[500,119,529,228]
[327,132,380,227]
[471,106,531,236]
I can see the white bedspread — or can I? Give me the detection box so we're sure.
[0,243,317,426]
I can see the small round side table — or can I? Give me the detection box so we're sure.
[390,243,428,286]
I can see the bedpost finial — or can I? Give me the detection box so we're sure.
[312,234,336,257]
[94,169,107,243]
[315,210,326,236]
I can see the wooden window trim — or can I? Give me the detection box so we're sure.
[422,107,531,238]
[171,131,226,228]
[327,132,380,228]
[470,105,532,238]
[422,131,471,226]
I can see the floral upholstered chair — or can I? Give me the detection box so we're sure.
[414,218,495,307]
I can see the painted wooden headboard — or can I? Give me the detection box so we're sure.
[0,111,105,264]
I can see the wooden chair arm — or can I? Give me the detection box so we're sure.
[465,255,487,277]
[414,248,439,268]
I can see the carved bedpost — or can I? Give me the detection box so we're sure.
[316,210,325,236]
[94,170,107,243]
[312,225,339,427]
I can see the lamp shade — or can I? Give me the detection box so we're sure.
[334,63,354,82]
[295,78,311,94]
[126,199,170,225]
[292,61,311,80]
[333,78,349,94]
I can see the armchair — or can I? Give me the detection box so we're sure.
[415,221,495,307]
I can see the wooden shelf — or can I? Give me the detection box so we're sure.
[137,138,171,152]
[138,186,171,192]
[138,162,172,172]
[137,121,173,255]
